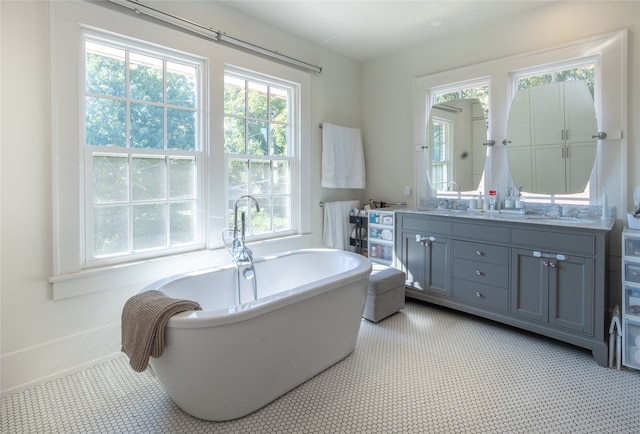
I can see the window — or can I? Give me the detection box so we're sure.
[511,60,597,205]
[84,35,203,266]
[426,81,489,195]
[430,117,452,189]
[415,30,624,214]
[52,1,311,297]
[516,63,595,97]
[223,70,296,237]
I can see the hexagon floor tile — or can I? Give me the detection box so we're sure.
[2,300,639,433]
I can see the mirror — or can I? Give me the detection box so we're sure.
[506,81,597,194]
[428,98,488,193]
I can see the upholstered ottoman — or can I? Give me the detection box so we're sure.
[363,264,406,322]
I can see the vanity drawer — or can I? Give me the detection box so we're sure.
[511,228,594,255]
[453,258,509,288]
[453,278,509,312]
[401,215,452,236]
[454,240,509,265]
[454,222,509,243]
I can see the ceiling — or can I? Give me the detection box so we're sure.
[220,1,549,62]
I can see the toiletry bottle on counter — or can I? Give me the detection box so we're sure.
[476,193,483,209]
[515,187,524,210]
[489,190,497,210]
[504,188,514,209]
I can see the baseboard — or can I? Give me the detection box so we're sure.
[1,323,121,397]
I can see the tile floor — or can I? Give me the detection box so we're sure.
[1,300,639,433]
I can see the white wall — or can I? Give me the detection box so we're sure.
[0,0,362,394]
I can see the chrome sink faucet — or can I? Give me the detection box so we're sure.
[232,195,260,262]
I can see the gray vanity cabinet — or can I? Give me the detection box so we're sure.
[395,211,610,366]
[396,215,452,296]
[511,248,594,333]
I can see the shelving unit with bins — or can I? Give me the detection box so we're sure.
[368,209,395,266]
[349,215,367,255]
[622,226,640,370]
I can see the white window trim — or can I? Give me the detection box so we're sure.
[49,1,312,300]
[414,30,627,212]
[222,66,301,240]
[508,56,599,204]
[82,30,207,268]
[426,78,491,196]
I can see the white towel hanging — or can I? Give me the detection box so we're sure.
[322,200,359,250]
[321,123,365,189]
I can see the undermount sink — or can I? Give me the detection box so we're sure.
[426,208,468,214]
[524,214,595,222]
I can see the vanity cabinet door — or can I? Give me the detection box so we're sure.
[549,254,594,334]
[398,229,451,297]
[511,249,547,322]
[511,248,594,334]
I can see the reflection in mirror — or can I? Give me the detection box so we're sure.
[506,80,597,195]
[428,98,488,193]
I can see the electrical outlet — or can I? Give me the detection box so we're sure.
[403,186,411,197]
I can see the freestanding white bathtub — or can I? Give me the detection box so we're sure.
[142,248,372,421]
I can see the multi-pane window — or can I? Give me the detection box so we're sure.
[223,72,294,237]
[513,61,596,204]
[430,118,451,189]
[84,37,202,262]
[428,82,489,193]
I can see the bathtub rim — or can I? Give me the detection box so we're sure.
[140,248,372,329]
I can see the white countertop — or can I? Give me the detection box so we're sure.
[399,208,615,231]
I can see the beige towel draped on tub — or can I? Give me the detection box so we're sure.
[121,290,201,372]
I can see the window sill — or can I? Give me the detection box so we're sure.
[50,234,313,300]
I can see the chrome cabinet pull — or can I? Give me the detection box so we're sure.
[476,250,482,256]
[549,261,557,268]
[476,292,482,298]
[542,261,549,267]
[476,270,483,276]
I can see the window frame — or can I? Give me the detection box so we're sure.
[223,67,300,240]
[49,1,312,300]
[82,30,207,268]
[414,30,625,210]
[429,116,453,189]
[508,57,599,205]
[423,77,491,197]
